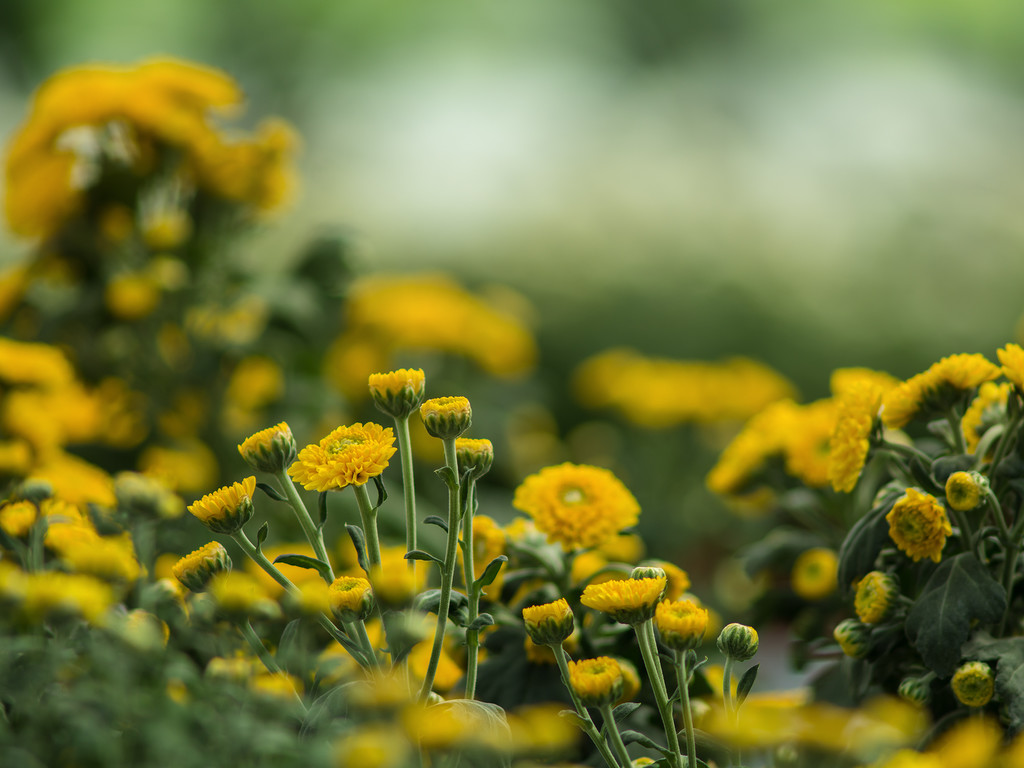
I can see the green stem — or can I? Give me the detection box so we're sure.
[984,487,1019,636]
[462,478,480,700]
[722,656,736,719]
[418,438,462,701]
[352,483,382,571]
[553,645,623,768]
[239,620,308,712]
[395,415,418,573]
[276,470,335,583]
[635,620,683,768]
[233,529,372,667]
[674,652,698,768]
[599,702,633,768]
[948,413,967,454]
[987,408,1022,484]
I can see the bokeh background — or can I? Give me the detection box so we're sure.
[3,0,1024,602]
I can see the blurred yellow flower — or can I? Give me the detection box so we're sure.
[791,547,838,601]
[567,657,624,707]
[854,571,898,624]
[829,375,893,493]
[962,381,1009,454]
[882,354,1000,429]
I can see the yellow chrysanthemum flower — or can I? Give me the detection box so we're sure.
[882,354,1000,429]
[20,571,114,624]
[188,476,256,534]
[781,398,838,489]
[580,576,666,625]
[334,724,409,768]
[655,599,709,651]
[522,598,574,646]
[854,571,898,624]
[513,462,640,551]
[454,438,494,480]
[829,379,890,493]
[640,560,690,601]
[288,423,396,492]
[706,400,798,498]
[238,422,297,474]
[208,571,278,618]
[951,661,994,708]
[0,500,37,538]
[962,382,1009,454]
[886,488,952,563]
[368,368,426,419]
[55,532,142,585]
[172,541,232,593]
[328,576,373,622]
[791,548,839,601]
[567,657,624,707]
[419,396,472,440]
[998,343,1024,391]
[945,471,983,512]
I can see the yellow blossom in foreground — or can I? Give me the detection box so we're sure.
[328,576,373,622]
[791,548,838,601]
[580,576,666,625]
[288,423,396,491]
[886,488,951,563]
[513,462,640,551]
[419,396,472,440]
[929,716,1001,768]
[187,476,255,534]
[962,382,1009,454]
[568,657,624,707]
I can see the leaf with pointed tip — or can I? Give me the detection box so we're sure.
[256,482,287,502]
[736,663,759,706]
[423,515,449,533]
[373,476,387,510]
[415,588,469,625]
[345,524,369,574]
[273,554,334,583]
[256,522,269,551]
[558,710,587,731]
[467,613,495,632]
[317,492,328,528]
[474,555,508,591]
[611,701,641,723]
[906,552,1005,677]
[405,549,444,566]
[434,466,458,491]
[619,730,673,757]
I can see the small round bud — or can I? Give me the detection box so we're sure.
[898,676,932,707]
[945,471,985,512]
[172,541,233,593]
[13,479,52,504]
[419,396,472,440]
[717,623,759,662]
[833,618,870,659]
[238,423,298,474]
[568,657,624,707]
[951,661,994,707]
[854,571,899,624]
[368,369,426,419]
[522,598,574,646]
[630,565,667,582]
[329,576,374,622]
[455,438,494,480]
[187,477,256,534]
[655,599,709,652]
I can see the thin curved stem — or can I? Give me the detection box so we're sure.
[599,702,633,768]
[275,470,335,583]
[394,415,418,573]
[553,645,623,768]
[352,483,382,571]
[674,651,698,768]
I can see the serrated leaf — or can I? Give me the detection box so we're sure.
[736,663,759,706]
[256,482,287,502]
[558,709,587,731]
[837,503,892,594]
[423,515,449,533]
[619,730,672,756]
[405,549,444,565]
[317,492,328,528]
[434,465,458,491]
[373,475,387,510]
[611,701,641,723]
[474,555,508,591]
[274,554,334,584]
[905,552,1006,677]
[256,522,269,551]
[467,613,495,632]
[345,524,369,574]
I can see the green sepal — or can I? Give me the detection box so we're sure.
[273,554,334,583]
[372,476,387,510]
[619,730,673,757]
[611,701,641,722]
[255,522,270,552]
[256,482,287,502]
[557,709,587,731]
[423,515,449,533]
[345,524,370,574]
[473,555,508,590]
[434,465,459,491]
[906,552,1006,677]
[466,613,495,632]
[736,663,759,706]
[405,549,444,566]
[317,492,329,528]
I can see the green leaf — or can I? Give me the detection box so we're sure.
[423,515,448,533]
[255,522,269,551]
[317,492,328,528]
[474,555,508,590]
[345,524,369,574]
[467,613,495,632]
[619,730,673,757]
[558,709,587,731]
[373,475,387,510]
[611,701,641,722]
[837,502,893,594]
[273,554,334,584]
[740,527,824,577]
[256,482,286,502]
[405,549,444,566]
[415,588,470,624]
[736,663,759,706]
[277,619,305,676]
[905,552,1006,677]
[434,465,458,491]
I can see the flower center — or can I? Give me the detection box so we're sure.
[561,487,586,505]
[327,437,364,455]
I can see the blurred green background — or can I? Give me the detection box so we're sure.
[3,0,1024,579]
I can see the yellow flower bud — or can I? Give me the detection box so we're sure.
[898,676,931,707]
[717,623,758,662]
[172,541,232,593]
[419,397,472,440]
[656,599,709,652]
[951,661,994,707]
[238,422,298,474]
[854,571,898,625]
[368,368,426,419]
[945,471,984,512]
[187,477,256,534]
[522,598,574,646]
[455,438,494,480]
[568,657,624,707]
[833,618,870,659]
[329,576,374,622]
